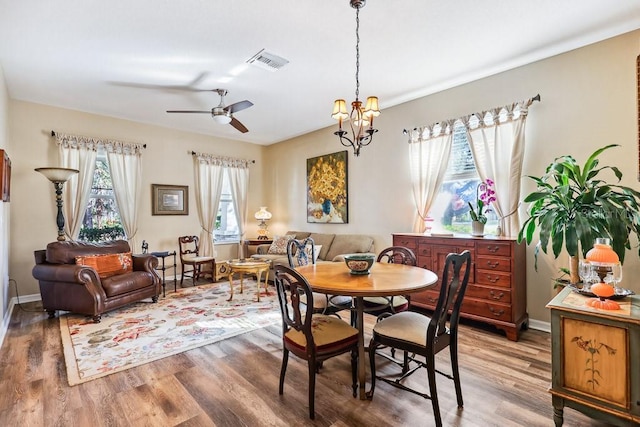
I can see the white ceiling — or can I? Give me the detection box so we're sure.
[1,1,639,145]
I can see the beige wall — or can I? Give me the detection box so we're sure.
[265,30,640,323]
[5,30,640,325]
[9,101,266,298]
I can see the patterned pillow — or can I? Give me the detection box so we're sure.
[267,235,295,254]
[75,252,133,278]
[293,244,322,266]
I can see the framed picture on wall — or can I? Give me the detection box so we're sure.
[0,150,10,202]
[152,184,188,215]
[306,150,348,223]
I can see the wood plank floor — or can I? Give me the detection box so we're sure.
[0,299,614,426]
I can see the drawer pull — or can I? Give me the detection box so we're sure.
[486,261,500,269]
[489,290,504,300]
[487,246,500,253]
[485,275,500,283]
[488,306,505,317]
[427,296,437,304]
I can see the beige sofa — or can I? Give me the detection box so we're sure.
[250,231,375,282]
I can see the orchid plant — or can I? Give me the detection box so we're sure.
[468,179,496,224]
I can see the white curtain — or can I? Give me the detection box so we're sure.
[106,141,144,250]
[227,161,251,258]
[192,153,224,257]
[56,134,98,240]
[409,121,454,233]
[465,99,532,237]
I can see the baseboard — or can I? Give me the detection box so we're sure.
[0,292,42,349]
[528,318,550,333]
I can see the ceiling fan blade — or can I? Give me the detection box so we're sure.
[166,110,212,114]
[110,72,213,92]
[225,100,253,114]
[230,117,249,133]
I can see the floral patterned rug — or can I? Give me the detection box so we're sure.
[59,280,281,385]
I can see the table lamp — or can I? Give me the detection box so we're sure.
[35,167,79,241]
[585,237,621,310]
[255,206,272,240]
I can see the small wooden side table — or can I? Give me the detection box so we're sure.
[227,259,271,302]
[547,287,640,426]
[150,251,177,297]
[243,238,273,257]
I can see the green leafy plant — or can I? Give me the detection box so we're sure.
[79,225,125,242]
[517,144,640,283]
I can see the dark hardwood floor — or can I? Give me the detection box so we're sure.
[0,298,613,426]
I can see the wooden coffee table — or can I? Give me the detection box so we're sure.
[227,259,271,302]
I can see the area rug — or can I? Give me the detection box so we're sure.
[59,280,281,386]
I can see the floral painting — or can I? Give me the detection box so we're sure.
[307,151,348,223]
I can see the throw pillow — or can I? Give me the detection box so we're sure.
[294,244,322,266]
[267,235,295,254]
[306,244,322,262]
[75,252,133,279]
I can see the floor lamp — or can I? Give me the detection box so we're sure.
[35,167,79,241]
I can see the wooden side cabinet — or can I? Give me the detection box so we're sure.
[547,288,640,426]
[393,233,527,341]
[243,238,273,257]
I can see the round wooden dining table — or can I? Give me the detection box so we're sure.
[295,261,438,399]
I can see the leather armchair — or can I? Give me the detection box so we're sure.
[32,240,162,322]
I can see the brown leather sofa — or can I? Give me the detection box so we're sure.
[32,240,162,322]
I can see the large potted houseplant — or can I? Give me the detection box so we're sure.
[517,144,640,284]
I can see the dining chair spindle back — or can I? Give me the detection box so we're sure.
[367,250,472,427]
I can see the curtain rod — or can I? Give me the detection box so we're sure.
[402,93,541,135]
[51,130,147,148]
[189,150,255,163]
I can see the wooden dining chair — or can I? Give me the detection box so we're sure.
[274,264,358,420]
[363,246,417,316]
[363,246,417,370]
[178,235,216,287]
[367,250,472,427]
[286,237,352,318]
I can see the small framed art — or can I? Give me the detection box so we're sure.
[152,184,188,215]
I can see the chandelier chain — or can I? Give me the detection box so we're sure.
[331,0,378,156]
[355,6,360,101]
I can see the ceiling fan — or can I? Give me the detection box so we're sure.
[166,89,254,133]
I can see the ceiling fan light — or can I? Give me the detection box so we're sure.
[213,114,232,125]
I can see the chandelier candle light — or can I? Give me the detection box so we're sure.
[35,167,79,241]
[255,207,272,240]
[331,0,380,157]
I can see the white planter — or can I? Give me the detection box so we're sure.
[471,220,485,237]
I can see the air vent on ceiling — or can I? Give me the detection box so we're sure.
[247,49,289,72]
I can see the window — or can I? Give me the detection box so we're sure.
[214,172,240,243]
[79,150,125,242]
[428,122,497,234]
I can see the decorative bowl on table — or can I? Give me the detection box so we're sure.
[344,254,375,275]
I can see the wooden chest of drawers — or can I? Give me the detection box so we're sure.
[393,233,528,341]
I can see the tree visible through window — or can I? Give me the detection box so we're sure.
[79,150,125,242]
[429,123,497,234]
[214,172,239,243]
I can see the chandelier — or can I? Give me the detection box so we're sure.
[331,0,380,157]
